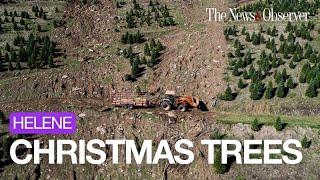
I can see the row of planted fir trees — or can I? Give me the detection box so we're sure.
[117,0,172,81]
[212,116,311,174]
[243,0,320,15]
[122,0,175,28]
[1,5,54,33]
[0,34,56,72]
[221,21,320,101]
[0,111,13,164]
[121,37,164,81]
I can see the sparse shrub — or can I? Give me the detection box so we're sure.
[124,74,132,81]
[131,58,140,79]
[250,81,264,100]
[276,81,286,98]
[238,78,246,89]
[301,135,311,148]
[37,24,41,32]
[305,80,317,98]
[2,135,11,162]
[219,86,234,101]
[287,76,295,89]
[274,117,283,131]
[0,110,6,124]
[265,81,274,99]
[213,148,226,174]
[251,118,261,131]
[289,61,296,69]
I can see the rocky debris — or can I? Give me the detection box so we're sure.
[78,113,86,118]
[230,123,254,139]
[96,126,107,135]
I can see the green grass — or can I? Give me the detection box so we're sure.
[217,112,320,129]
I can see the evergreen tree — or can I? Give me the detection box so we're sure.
[252,33,260,45]
[0,60,2,72]
[250,81,264,100]
[150,38,156,49]
[131,58,139,79]
[265,81,274,99]
[271,26,277,36]
[251,118,261,131]
[4,8,8,16]
[260,34,265,44]
[48,55,54,68]
[274,117,283,131]
[299,73,307,83]
[4,53,9,62]
[292,53,299,62]
[8,59,13,71]
[213,147,226,174]
[37,24,41,32]
[235,47,242,57]
[127,46,133,59]
[276,81,286,98]
[220,86,234,101]
[238,78,246,89]
[287,76,295,89]
[283,47,289,59]
[20,18,25,25]
[11,51,17,62]
[241,26,246,35]
[232,67,241,76]
[279,34,285,41]
[150,50,158,66]
[144,43,150,56]
[285,21,292,32]
[27,56,34,69]
[0,110,5,124]
[243,70,249,79]
[121,32,129,43]
[16,58,21,70]
[301,135,311,148]
[141,56,147,64]
[13,22,18,31]
[305,80,317,98]
[245,33,251,42]
[2,135,10,162]
[127,34,133,44]
[156,40,164,51]
[289,61,295,69]
[267,27,271,35]
[5,43,11,52]
[305,45,313,59]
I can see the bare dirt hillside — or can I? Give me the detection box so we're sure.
[1,0,320,179]
[0,0,228,107]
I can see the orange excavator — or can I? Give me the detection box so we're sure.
[160,91,200,112]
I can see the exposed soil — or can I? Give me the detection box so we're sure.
[0,0,320,179]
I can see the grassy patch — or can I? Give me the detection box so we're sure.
[217,112,320,129]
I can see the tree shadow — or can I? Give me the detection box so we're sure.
[225,156,236,173]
